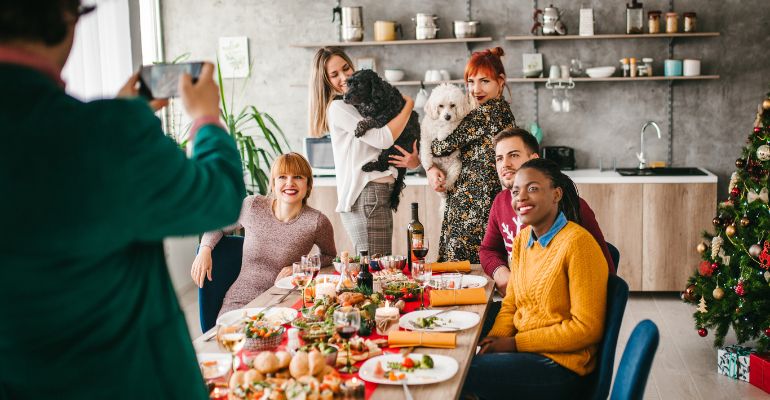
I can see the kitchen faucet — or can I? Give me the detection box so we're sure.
[636,121,662,169]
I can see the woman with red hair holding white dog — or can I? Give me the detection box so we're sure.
[427,47,517,263]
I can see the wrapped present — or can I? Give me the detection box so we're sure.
[717,345,753,382]
[750,353,770,393]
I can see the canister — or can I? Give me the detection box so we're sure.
[664,59,683,76]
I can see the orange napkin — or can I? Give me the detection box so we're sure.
[387,331,456,349]
[427,260,471,273]
[429,287,487,306]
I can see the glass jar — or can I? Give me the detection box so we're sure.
[683,12,697,33]
[642,58,654,76]
[629,57,638,78]
[648,11,661,34]
[620,58,630,77]
[626,1,644,34]
[666,12,679,33]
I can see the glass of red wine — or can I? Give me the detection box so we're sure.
[412,237,429,261]
[303,254,321,279]
[333,306,361,373]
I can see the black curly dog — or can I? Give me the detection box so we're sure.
[343,69,420,212]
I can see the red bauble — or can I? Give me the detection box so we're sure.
[765,327,770,337]
[760,242,770,270]
[698,328,708,337]
[735,280,746,297]
[730,187,740,198]
[699,261,714,277]
[756,127,763,134]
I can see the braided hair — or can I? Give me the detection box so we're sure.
[518,158,582,224]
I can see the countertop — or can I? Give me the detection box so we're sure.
[312,168,718,187]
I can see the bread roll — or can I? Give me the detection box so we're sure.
[275,351,292,370]
[290,351,310,379]
[243,369,264,385]
[228,370,245,389]
[254,351,280,374]
[309,349,326,376]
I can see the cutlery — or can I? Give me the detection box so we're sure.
[261,287,295,315]
[401,380,414,400]
[408,320,460,331]
[429,305,458,317]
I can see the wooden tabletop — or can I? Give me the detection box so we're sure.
[193,264,494,400]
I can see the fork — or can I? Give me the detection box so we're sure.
[401,380,414,400]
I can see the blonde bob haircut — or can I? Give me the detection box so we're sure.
[269,152,314,204]
[308,46,355,138]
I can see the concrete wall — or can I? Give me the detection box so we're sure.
[161,0,770,198]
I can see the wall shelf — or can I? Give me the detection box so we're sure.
[289,37,493,48]
[507,75,720,83]
[505,32,720,41]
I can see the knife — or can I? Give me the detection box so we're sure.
[261,286,295,316]
[429,305,458,317]
[401,380,414,400]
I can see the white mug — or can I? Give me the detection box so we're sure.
[683,59,701,76]
[439,69,451,81]
[549,65,561,80]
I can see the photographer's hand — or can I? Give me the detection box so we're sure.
[117,72,168,111]
[179,62,221,120]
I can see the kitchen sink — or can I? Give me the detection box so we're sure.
[616,167,707,176]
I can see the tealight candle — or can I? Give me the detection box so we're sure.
[375,305,400,335]
[315,282,336,299]
[341,377,365,399]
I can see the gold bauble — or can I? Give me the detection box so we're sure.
[763,98,770,110]
[740,217,751,227]
[683,284,698,302]
[725,224,736,237]
[713,287,725,300]
[696,242,708,254]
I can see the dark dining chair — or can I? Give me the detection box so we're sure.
[585,274,630,400]
[198,235,244,332]
[607,241,620,273]
[610,320,660,400]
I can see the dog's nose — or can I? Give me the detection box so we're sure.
[444,114,451,121]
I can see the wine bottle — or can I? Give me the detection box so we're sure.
[356,250,373,292]
[407,203,424,263]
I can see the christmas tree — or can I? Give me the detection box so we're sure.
[682,90,770,352]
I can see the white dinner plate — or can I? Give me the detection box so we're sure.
[428,274,489,289]
[275,274,340,289]
[216,307,297,326]
[196,352,231,380]
[399,309,480,332]
[358,353,458,385]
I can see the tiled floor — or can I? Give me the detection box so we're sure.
[179,287,769,399]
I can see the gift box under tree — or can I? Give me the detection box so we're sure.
[750,353,770,393]
[717,345,753,382]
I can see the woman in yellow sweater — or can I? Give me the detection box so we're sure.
[463,158,608,399]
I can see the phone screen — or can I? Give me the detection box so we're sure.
[138,62,203,99]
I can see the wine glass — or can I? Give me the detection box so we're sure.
[412,237,429,262]
[333,306,361,373]
[303,254,321,279]
[216,320,246,373]
[411,260,432,310]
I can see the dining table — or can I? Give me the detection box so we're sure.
[193,263,494,400]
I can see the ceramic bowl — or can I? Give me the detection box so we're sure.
[585,66,616,78]
[384,69,405,82]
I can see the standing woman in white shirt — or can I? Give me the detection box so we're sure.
[308,47,419,255]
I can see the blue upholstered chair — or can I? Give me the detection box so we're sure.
[610,320,660,400]
[585,274,630,400]
[198,235,244,332]
[607,242,620,273]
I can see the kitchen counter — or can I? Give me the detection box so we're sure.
[313,168,717,187]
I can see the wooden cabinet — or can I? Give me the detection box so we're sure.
[577,184,644,290]
[310,181,716,292]
[579,182,716,291]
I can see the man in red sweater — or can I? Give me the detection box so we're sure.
[480,128,616,297]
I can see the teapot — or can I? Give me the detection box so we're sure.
[531,5,567,36]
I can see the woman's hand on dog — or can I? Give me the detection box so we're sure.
[427,166,447,192]
[389,141,420,169]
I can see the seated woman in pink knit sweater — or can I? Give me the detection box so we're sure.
[190,153,336,315]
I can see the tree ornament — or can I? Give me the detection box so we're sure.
[697,297,708,313]
[711,236,724,259]
[748,188,770,204]
[765,271,770,282]
[763,98,770,110]
[750,243,763,258]
[730,187,740,198]
[696,242,708,254]
[757,145,770,161]
[735,158,746,169]
[725,224,736,237]
[754,126,762,134]
[766,327,770,337]
[759,241,770,270]
[712,216,722,227]
[683,284,698,302]
[712,286,724,300]
[740,216,751,227]
[699,261,714,277]
[698,328,708,337]
[735,280,746,297]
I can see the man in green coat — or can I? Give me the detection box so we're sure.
[0,2,246,398]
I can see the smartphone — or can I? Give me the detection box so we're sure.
[138,62,204,99]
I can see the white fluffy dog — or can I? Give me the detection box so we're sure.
[420,83,472,197]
